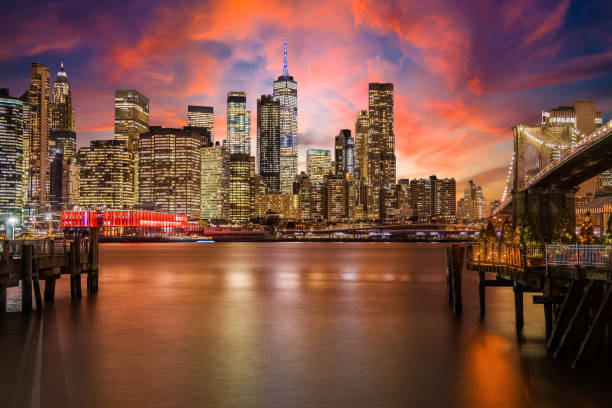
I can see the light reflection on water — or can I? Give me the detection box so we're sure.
[0,242,610,408]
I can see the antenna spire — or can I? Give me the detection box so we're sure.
[282,37,288,77]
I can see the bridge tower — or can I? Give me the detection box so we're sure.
[511,124,575,241]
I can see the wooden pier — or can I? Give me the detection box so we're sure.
[447,243,612,369]
[0,232,99,312]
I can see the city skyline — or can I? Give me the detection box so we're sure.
[2,0,611,201]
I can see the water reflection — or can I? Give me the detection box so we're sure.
[0,242,610,407]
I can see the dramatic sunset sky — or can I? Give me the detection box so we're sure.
[1,0,611,201]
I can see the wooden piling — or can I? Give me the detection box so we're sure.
[87,231,99,293]
[447,244,464,317]
[478,271,486,318]
[33,278,43,311]
[21,244,33,312]
[44,278,56,302]
[0,287,6,313]
[514,282,524,330]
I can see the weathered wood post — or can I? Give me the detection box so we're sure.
[514,282,524,329]
[447,244,465,317]
[44,239,56,302]
[87,230,99,293]
[446,246,453,304]
[543,278,553,341]
[70,237,82,299]
[21,243,33,312]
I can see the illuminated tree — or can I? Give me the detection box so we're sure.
[513,213,543,246]
[501,220,514,243]
[578,211,598,244]
[602,215,612,245]
[551,209,576,244]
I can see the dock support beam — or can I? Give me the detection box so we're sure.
[478,271,486,318]
[514,282,524,330]
[446,245,465,317]
[44,278,56,302]
[21,244,33,312]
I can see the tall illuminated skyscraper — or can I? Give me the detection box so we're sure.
[187,105,214,141]
[201,142,229,220]
[114,89,149,150]
[335,129,354,176]
[306,149,332,186]
[257,95,280,193]
[0,89,24,220]
[355,110,369,178]
[21,63,50,209]
[138,127,202,219]
[227,92,251,155]
[51,61,76,133]
[273,38,298,193]
[367,83,395,220]
[77,140,134,209]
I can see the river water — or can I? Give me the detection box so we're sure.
[0,242,610,407]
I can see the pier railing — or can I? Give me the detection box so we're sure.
[468,243,612,270]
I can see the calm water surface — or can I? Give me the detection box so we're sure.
[1,242,610,407]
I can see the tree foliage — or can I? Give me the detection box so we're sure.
[513,213,543,246]
[578,211,598,245]
[501,220,514,243]
[551,209,576,244]
[602,215,612,245]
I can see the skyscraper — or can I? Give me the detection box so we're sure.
[335,129,354,176]
[409,175,456,223]
[187,105,214,141]
[21,63,50,209]
[257,95,281,193]
[355,110,369,178]
[229,153,252,223]
[0,89,24,220]
[462,180,486,222]
[367,83,395,220]
[114,90,149,149]
[306,149,332,186]
[227,92,251,155]
[50,61,76,133]
[201,142,230,220]
[77,140,134,209]
[273,38,298,193]
[138,127,202,219]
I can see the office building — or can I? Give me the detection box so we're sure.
[257,95,281,193]
[138,127,202,219]
[227,92,251,155]
[273,38,298,193]
[294,172,312,221]
[50,61,76,133]
[256,193,300,220]
[114,89,149,148]
[461,180,486,222]
[334,129,354,176]
[229,153,252,223]
[409,175,456,223]
[187,105,214,141]
[201,142,230,221]
[367,83,395,220]
[0,89,24,220]
[77,140,134,210]
[306,149,332,186]
[21,63,50,209]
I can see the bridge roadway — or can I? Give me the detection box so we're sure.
[458,242,612,369]
[0,235,99,312]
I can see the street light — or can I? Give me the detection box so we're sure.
[6,216,17,240]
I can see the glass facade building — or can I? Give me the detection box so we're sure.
[227,92,251,155]
[229,153,252,223]
[273,38,298,193]
[257,94,281,193]
[0,89,24,221]
[201,143,230,220]
[77,140,134,210]
[138,127,202,219]
[306,149,332,186]
[187,105,214,141]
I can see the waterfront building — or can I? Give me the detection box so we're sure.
[50,155,78,210]
[306,149,332,186]
[461,180,486,222]
[229,154,252,223]
[256,193,300,220]
[201,142,229,221]
[77,140,134,210]
[324,174,347,223]
[61,210,188,237]
[187,105,214,141]
[257,95,281,193]
[21,63,50,210]
[0,89,24,221]
[138,126,202,219]
[227,92,251,155]
[409,175,456,223]
[273,38,298,193]
[367,83,395,220]
[457,198,468,222]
